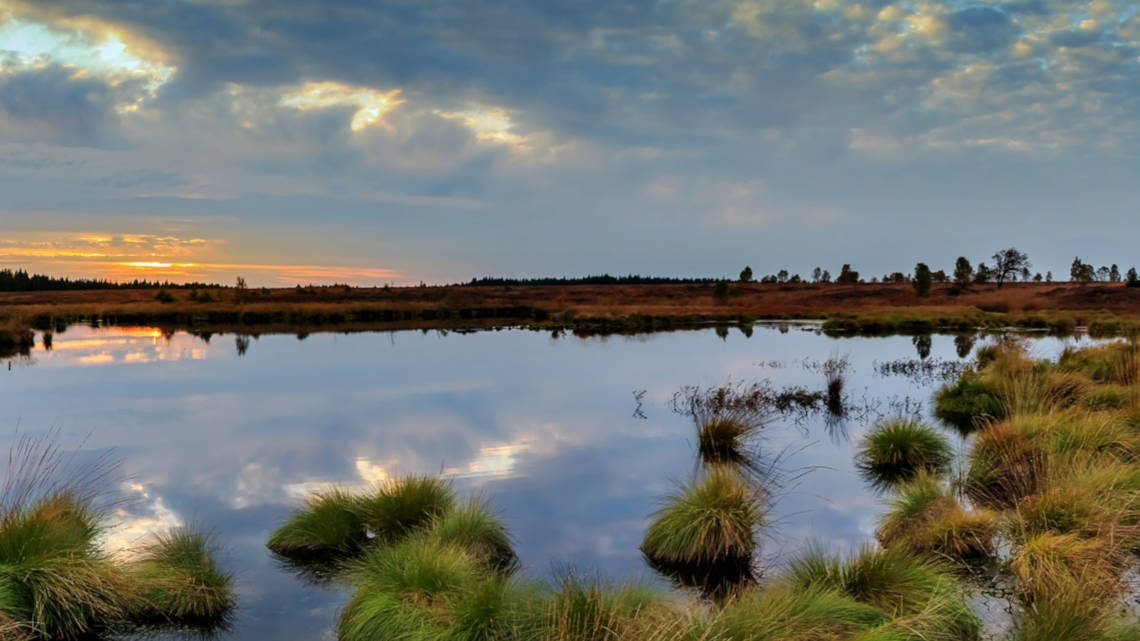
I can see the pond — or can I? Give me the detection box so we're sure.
[0,323,1098,640]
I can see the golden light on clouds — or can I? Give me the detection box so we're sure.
[0,16,176,109]
[280,81,405,130]
[435,106,528,148]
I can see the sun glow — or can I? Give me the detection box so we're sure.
[279,82,404,130]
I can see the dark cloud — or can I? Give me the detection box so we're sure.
[0,65,132,146]
[946,7,1015,52]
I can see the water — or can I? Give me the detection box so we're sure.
[0,324,1098,639]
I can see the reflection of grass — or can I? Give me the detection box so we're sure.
[855,419,952,489]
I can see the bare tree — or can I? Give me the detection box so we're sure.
[991,248,1030,288]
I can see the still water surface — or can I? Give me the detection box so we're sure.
[0,324,1095,639]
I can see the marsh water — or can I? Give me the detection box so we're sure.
[0,324,1099,640]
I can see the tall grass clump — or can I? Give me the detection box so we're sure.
[0,434,234,639]
[128,529,234,628]
[641,466,764,595]
[266,488,369,564]
[424,498,518,573]
[855,419,952,489]
[355,475,456,544]
[934,373,1004,434]
[672,382,774,475]
[701,583,886,641]
[876,473,997,562]
[785,545,979,639]
[267,475,456,569]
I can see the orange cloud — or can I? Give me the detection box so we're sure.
[0,233,404,286]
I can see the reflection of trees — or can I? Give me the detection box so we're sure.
[235,335,251,357]
[954,333,977,358]
[912,334,932,360]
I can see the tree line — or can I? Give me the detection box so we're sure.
[0,269,219,292]
[738,247,1140,296]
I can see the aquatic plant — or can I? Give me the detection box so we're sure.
[267,476,455,567]
[641,467,763,566]
[855,419,952,489]
[266,488,370,563]
[876,473,997,562]
[641,466,764,595]
[128,529,234,628]
[934,373,1004,434]
[424,498,518,573]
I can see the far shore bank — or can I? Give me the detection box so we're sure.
[3,281,1140,350]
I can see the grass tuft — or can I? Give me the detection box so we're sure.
[855,420,952,489]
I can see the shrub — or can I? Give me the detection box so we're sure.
[855,420,952,489]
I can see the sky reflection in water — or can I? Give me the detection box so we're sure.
[0,325,1098,640]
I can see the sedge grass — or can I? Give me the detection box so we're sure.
[855,420,952,490]
[641,466,763,596]
[128,529,234,628]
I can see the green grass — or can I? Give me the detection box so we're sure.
[266,488,369,562]
[934,373,1005,434]
[855,420,952,489]
[1082,384,1133,411]
[425,499,518,573]
[267,475,456,570]
[640,466,763,574]
[355,475,456,545]
[696,417,762,471]
[876,473,997,562]
[0,493,133,640]
[128,529,235,627]
[700,583,887,641]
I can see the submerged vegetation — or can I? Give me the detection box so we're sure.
[0,435,235,639]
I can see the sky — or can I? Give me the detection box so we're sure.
[0,0,1137,286]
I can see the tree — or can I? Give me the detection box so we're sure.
[913,262,932,297]
[1071,257,1095,285]
[991,247,1030,288]
[1110,264,1121,283]
[1097,266,1111,282]
[812,267,822,283]
[1046,271,1053,283]
[820,270,832,283]
[1033,273,1042,282]
[1020,267,1031,282]
[777,269,789,283]
[953,257,973,290]
[1128,268,1140,287]
[975,262,991,284]
[739,266,753,283]
[836,264,859,284]
[932,270,947,283]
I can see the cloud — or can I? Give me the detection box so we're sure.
[0,0,1139,280]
